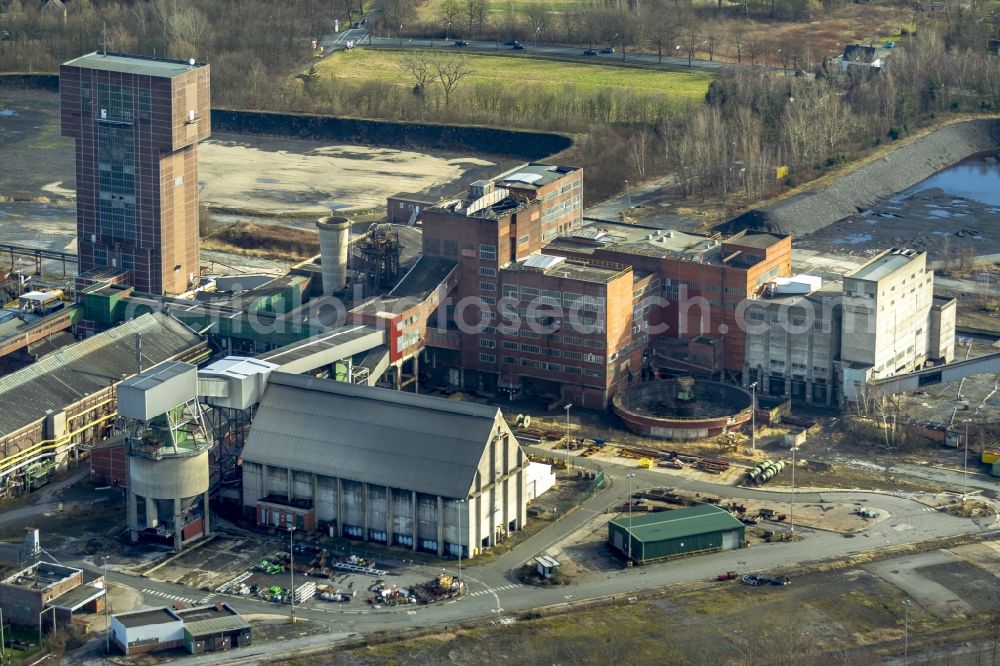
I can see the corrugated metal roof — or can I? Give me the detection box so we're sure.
[183,615,251,636]
[62,52,205,78]
[199,356,278,380]
[0,313,203,438]
[48,583,105,610]
[118,360,193,393]
[610,505,744,543]
[522,254,565,270]
[241,373,500,498]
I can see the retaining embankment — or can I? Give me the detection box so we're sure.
[725,118,1000,237]
[212,109,572,159]
[0,74,572,161]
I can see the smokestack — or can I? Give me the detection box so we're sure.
[316,216,350,297]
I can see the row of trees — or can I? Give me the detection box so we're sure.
[659,27,1000,206]
[1,0,999,211]
[382,1,832,68]
[0,0,341,87]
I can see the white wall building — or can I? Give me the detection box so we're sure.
[525,461,557,501]
[840,249,955,403]
[241,373,529,558]
[111,608,184,656]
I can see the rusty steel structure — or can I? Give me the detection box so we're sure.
[356,223,400,296]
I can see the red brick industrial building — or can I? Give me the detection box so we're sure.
[362,164,791,409]
[60,52,211,295]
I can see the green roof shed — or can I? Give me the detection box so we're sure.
[608,504,745,563]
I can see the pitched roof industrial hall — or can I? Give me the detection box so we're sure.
[0,312,204,438]
[240,372,504,499]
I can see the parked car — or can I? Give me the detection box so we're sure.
[454,40,469,47]
[511,41,525,50]
[885,40,895,48]
[504,39,519,46]
[600,47,615,54]
[583,49,598,56]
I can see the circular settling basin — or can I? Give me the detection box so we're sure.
[613,379,753,441]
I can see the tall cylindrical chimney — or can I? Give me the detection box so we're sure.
[316,215,350,296]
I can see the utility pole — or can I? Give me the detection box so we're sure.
[288,525,296,623]
[750,382,757,452]
[104,557,110,655]
[456,499,466,595]
[963,419,971,503]
[903,599,912,664]
[790,446,799,535]
[625,473,636,565]
[564,403,573,468]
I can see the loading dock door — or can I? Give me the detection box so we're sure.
[721,530,740,550]
[612,530,624,551]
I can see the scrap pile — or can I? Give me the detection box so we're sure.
[411,572,464,604]
[368,582,416,606]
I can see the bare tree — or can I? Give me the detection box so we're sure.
[438,0,463,38]
[524,5,551,43]
[434,54,473,107]
[465,0,486,37]
[401,52,436,97]
[645,0,680,64]
[153,0,211,57]
[677,12,703,68]
[729,19,746,63]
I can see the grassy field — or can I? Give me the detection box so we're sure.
[315,48,713,99]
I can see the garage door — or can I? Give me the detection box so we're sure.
[721,530,740,550]
[612,530,624,551]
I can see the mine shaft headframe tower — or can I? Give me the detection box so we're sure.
[358,223,400,295]
[60,52,211,296]
[118,361,211,551]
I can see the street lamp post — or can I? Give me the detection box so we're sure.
[104,557,110,655]
[456,498,466,595]
[789,446,799,535]
[903,599,912,664]
[624,180,632,209]
[625,473,636,564]
[749,382,757,452]
[564,403,572,468]
[288,525,296,623]
[962,419,971,503]
[446,21,451,42]
[398,24,403,47]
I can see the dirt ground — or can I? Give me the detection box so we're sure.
[0,88,510,253]
[306,546,1000,665]
[199,134,499,215]
[142,535,279,591]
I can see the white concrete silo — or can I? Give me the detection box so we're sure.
[316,215,351,296]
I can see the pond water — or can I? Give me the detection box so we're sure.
[907,161,1000,207]
[799,154,1000,260]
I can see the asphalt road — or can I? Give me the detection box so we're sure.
[320,31,742,74]
[54,445,997,664]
